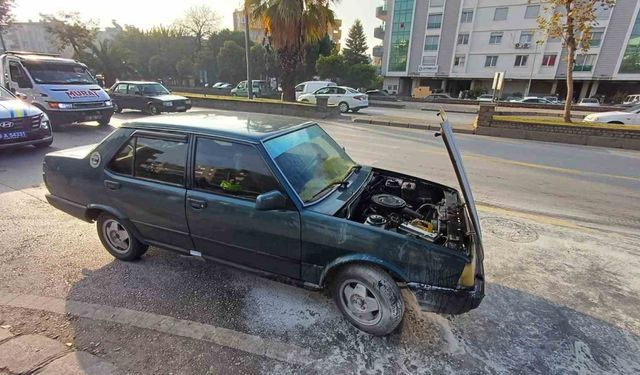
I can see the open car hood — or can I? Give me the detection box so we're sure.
[439,114,482,240]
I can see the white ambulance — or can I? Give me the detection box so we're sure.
[0,51,114,127]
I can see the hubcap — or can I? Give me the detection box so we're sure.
[340,280,382,326]
[339,103,348,113]
[150,106,158,115]
[102,219,131,254]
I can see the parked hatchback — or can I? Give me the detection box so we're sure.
[43,112,484,336]
[231,80,272,98]
[109,81,191,115]
[297,86,369,113]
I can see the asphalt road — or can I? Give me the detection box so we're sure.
[0,108,639,374]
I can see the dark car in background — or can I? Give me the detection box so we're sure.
[43,112,484,336]
[109,81,191,115]
[365,89,400,102]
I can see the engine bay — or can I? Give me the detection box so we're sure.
[339,170,470,253]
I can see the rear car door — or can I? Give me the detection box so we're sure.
[104,130,193,251]
[329,87,345,105]
[186,137,301,278]
[126,84,144,110]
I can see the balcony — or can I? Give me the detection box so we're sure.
[374,25,385,40]
[372,45,383,58]
[573,65,593,72]
[376,5,387,20]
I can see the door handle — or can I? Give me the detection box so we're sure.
[187,197,207,210]
[104,180,120,190]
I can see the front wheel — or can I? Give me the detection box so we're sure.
[112,102,122,113]
[98,115,111,126]
[338,102,350,113]
[96,213,148,261]
[33,138,53,148]
[147,104,160,115]
[332,264,404,336]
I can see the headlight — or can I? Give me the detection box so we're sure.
[163,101,173,107]
[47,102,73,109]
[584,114,596,121]
[40,114,50,129]
[105,100,113,107]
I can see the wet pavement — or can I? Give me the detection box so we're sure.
[0,109,639,374]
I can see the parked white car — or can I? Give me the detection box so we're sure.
[294,80,336,100]
[578,98,600,107]
[623,94,640,106]
[297,86,369,113]
[583,105,640,125]
[512,96,555,104]
[476,94,494,102]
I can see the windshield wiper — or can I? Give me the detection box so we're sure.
[306,164,361,203]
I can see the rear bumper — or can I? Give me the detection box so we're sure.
[45,194,90,222]
[47,108,114,125]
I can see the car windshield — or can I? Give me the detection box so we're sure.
[264,125,357,203]
[0,86,15,100]
[141,83,170,95]
[24,62,96,85]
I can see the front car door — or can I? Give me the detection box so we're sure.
[111,83,128,109]
[105,130,193,251]
[313,87,331,104]
[186,137,301,278]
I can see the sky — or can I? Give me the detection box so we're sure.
[13,0,381,53]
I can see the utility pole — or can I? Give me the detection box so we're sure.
[243,1,253,99]
[525,31,539,97]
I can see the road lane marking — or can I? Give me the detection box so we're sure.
[0,291,319,365]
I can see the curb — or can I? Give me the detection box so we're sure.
[351,118,476,135]
[420,108,477,114]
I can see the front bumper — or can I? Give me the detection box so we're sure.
[407,275,484,315]
[0,130,53,150]
[47,108,114,125]
[160,103,192,113]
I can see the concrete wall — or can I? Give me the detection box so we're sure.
[187,97,340,119]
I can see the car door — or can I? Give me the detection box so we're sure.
[111,83,128,109]
[104,130,193,251]
[127,84,144,110]
[312,87,331,104]
[186,137,301,278]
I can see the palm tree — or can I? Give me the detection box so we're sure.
[248,0,336,101]
[87,39,137,86]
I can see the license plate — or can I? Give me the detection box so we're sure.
[176,106,186,110]
[85,115,101,121]
[1,131,27,140]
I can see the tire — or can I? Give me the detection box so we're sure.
[98,115,111,126]
[338,102,350,113]
[331,264,404,336]
[96,213,148,261]
[607,121,624,124]
[112,102,122,113]
[33,139,53,148]
[301,99,310,103]
[351,108,360,113]
[147,104,160,115]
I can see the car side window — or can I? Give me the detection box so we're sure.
[108,137,135,175]
[315,87,330,95]
[193,138,280,200]
[335,88,346,95]
[9,62,32,88]
[295,84,304,92]
[114,84,127,94]
[128,84,140,95]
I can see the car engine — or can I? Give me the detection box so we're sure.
[341,172,469,252]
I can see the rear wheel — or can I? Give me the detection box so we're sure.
[607,121,624,124]
[338,102,350,113]
[331,264,404,336]
[96,213,148,261]
[351,108,360,113]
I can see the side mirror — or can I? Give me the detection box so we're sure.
[255,190,288,211]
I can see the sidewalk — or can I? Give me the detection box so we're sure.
[0,327,119,375]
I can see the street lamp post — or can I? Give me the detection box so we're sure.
[243,1,253,100]
[525,31,540,97]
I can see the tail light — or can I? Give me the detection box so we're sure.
[354,95,365,101]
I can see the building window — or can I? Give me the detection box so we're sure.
[388,0,415,72]
[457,33,469,45]
[489,32,503,44]
[594,4,611,20]
[525,5,539,19]
[430,0,445,7]
[620,8,640,73]
[427,13,443,29]
[422,56,437,66]
[485,55,498,67]
[519,31,534,44]
[461,9,473,23]
[590,28,604,47]
[494,7,509,21]
[514,55,528,67]
[541,54,557,66]
[424,36,439,51]
[574,54,596,71]
[454,55,465,67]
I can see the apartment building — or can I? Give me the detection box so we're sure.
[376,0,640,100]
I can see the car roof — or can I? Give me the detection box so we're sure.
[122,111,315,143]
[114,81,163,85]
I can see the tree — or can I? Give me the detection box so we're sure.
[316,53,345,80]
[148,55,173,80]
[249,0,337,101]
[0,0,15,51]
[534,0,615,122]
[217,40,247,84]
[175,5,220,51]
[85,39,136,86]
[343,64,377,89]
[176,58,195,86]
[343,20,369,66]
[41,12,97,56]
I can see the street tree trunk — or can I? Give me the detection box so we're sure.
[279,46,298,101]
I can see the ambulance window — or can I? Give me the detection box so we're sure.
[9,62,32,88]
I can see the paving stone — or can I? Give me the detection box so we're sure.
[38,351,119,375]
[0,334,67,374]
[0,327,13,342]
